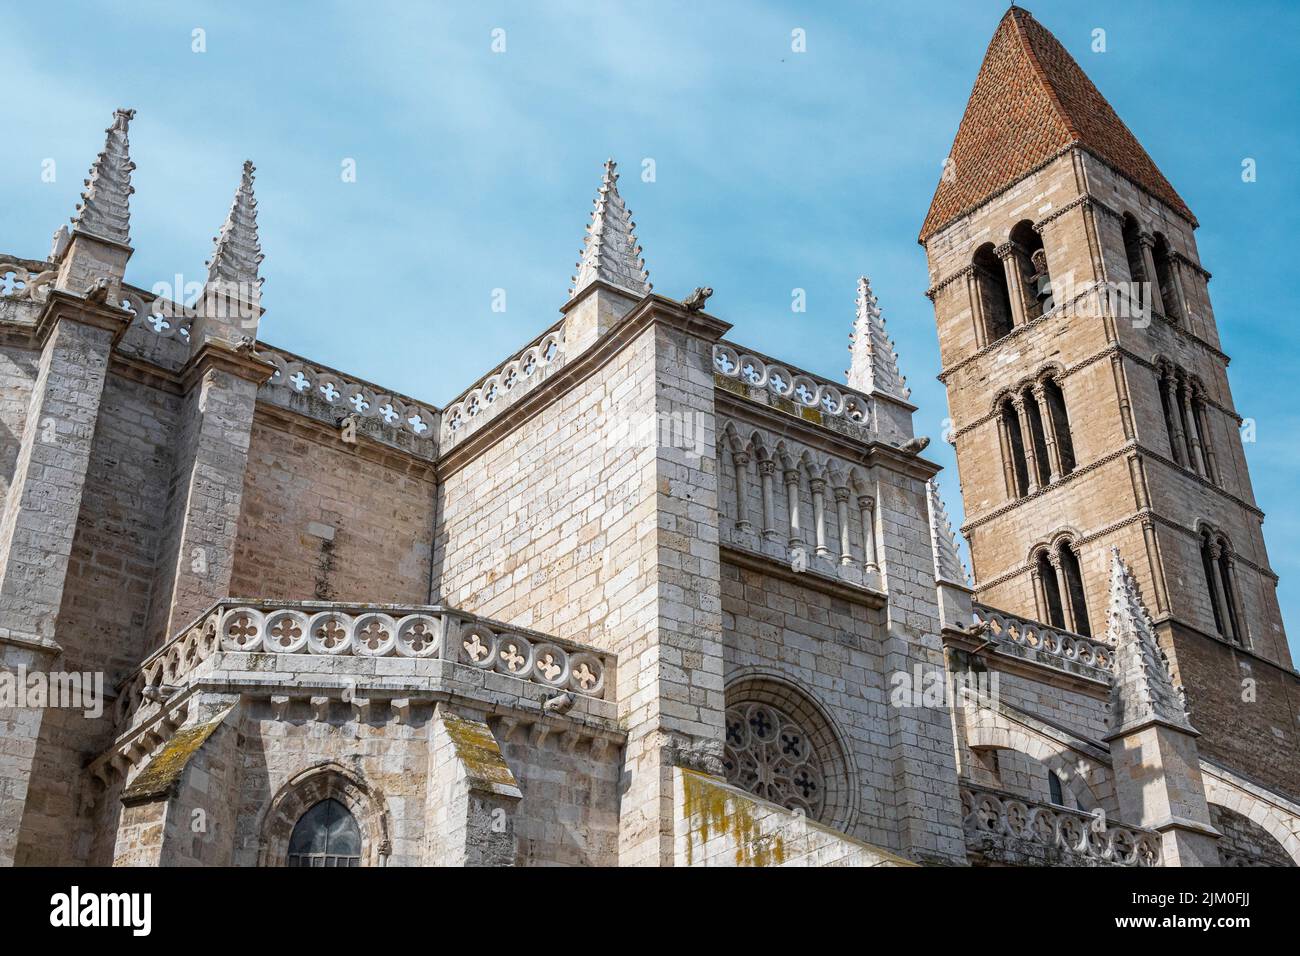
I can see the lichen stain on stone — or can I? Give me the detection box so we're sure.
[442,713,518,791]
[122,709,231,802]
[681,769,785,867]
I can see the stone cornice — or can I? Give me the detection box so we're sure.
[937,290,1230,386]
[1155,615,1298,679]
[33,288,135,349]
[715,390,940,483]
[436,297,730,479]
[971,504,1278,598]
[179,340,276,392]
[963,442,1269,543]
[720,545,888,609]
[919,143,1198,250]
[949,342,1242,442]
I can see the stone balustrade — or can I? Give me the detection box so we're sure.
[440,324,565,445]
[255,345,439,441]
[117,600,616,725]
[0,260,56,304]
[712,341,874,434]
[972,603,1114,681]
[961,782,1160,866]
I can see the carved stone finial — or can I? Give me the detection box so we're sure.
[70,108,137,246]
[927,479,971,587]
[206,160,264,295]
[1106,548,1195,735]
[569,158,652,300]
[846,276,910,401]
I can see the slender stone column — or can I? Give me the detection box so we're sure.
[1011,394,1039,494]
[1180,388,1207,476]
[1161,374,1187,465]
[1032,381,1062,483]
[784,469,803,549]
[731,450,753,533]
[834,487,853,565]
[1049,551,1077,634]
[758,460,778,540]
[996,408,1019,498]
[1031,562,1048,623]
[809,478,829,558]
[1192,394,1219,482]
[1207,541,1236,644]
[997,242,1029,326]
[966,270,987,349]
[857,495,878,572]
[1139,232,1162,316]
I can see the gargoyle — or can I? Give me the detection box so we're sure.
[683,286,713,312]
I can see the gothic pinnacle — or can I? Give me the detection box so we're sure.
[927,479,970,586]
[569,158,651,300]
[846,276,909,401]
[70,108,136,246]
[206,160,264,294]
[1106,548,1195,734]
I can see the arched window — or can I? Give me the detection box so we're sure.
[1048,771,1065,807]
[1201,530,1244,647]
[1152,232,1182,322]
[1042,378,1076,475]
[1121,213,1149,316]
[1058,542,1090,637]
[1021,385,1052,488]
[1000,375,1076,501]
[1158,363,1216,483]
[287,798,362,867]
[1000,398,1030,498]
[1036,549,1065,630]
[722,677,855,830]
[973,243,1013,343]
[1033,538,1090,636]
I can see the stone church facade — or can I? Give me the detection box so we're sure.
[0,7,1296,867]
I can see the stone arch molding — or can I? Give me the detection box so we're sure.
[257,761,391,867]
[722,668,861,834]
[963,710,1109,814]
[1202,768,1300,865]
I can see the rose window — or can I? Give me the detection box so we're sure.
[723,702,826,820]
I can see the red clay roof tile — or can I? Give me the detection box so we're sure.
[919,7,1194,243]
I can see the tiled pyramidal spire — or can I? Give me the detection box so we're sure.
[1106,549,1194,734]
[569,159,651,299]
[206,160,264,292]
[926,479,970,586]
[71,108,136,245]
[847,277,910,401]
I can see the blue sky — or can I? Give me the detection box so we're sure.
[3,1,1297,654]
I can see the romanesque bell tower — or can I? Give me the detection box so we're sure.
[920,7,1299,795]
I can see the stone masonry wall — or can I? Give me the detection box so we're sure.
[230,411,436,605]
[720,560,897,850]
[18,368,180,865]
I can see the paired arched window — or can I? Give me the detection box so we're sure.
[286,798,362,867]
[1032,537,1090,637]
[1121,213,1183,322]
[996,374,1076,499]
[1200,528,1245,647]
[1157,361,1217,483]
[969,226,1054,347]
